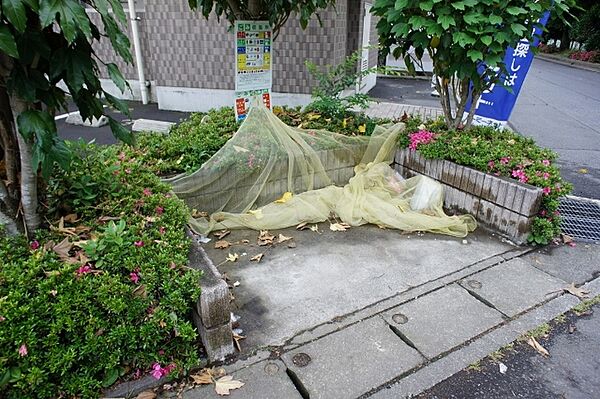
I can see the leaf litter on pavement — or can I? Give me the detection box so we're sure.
[190,367,244,396]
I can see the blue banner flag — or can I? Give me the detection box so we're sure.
[465,11,551,127]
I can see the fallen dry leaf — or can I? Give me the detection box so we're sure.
[578,168,588,174]
[257,230,275,246]
[214,240,231,249]
[278,234,293,243]
[287,242,297,249]
[568,324,577,334]
[50,217,78,236]
[329,222,351,232]
[97,216,120,223]
[135,390,156,399]
[274,192,293,204]
[63,213,79,223]
[296,222,309,230]
[310,224,320,233]
[214,230,231,240]
[250,253,264,262]
[226,253,239,262]
[132,284,147,298]
[527,337,549,357]
[561,234,574,244]
[564,283,590,300]
[192,209,209,218]
[233,281,240,287]
[214,375,244,396]
[233,331,246,352]
[191,370,213,385]
[53,238,76,264]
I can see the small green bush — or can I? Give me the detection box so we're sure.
[134,108,239,176]
[400,117,572,245]
[1,142,202,398]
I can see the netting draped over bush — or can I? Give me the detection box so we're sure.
[167,105,477,237]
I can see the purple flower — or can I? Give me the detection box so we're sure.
[130,271,140,284]
[76,265,92,276]
[542,159,550,166]
[19,344,28,357]
[30,240,40,250]
[134,240,144,247]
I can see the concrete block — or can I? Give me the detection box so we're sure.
[510,185,527,215]
[65,112,108,127]
[440,161,456,187]
[182,360,302,399]
[461,192,480,216]
[381,285,504,359]
[501,180,518,211]
[458,167,472,193]
[459,258,567,317]
[282,317,424,399]
[194,312,234,362]
[197,280,231,329]
[132,118,175,133]
[520,186,543,217]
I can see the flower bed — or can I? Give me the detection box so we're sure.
[398,117,572,244]
[0,143,202,398]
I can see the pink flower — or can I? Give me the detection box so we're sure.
[487,160,495,169]
[500,157,510,165]
[159,227,166,235]
[30,240,40,250]
[568,242,576,247]
[133,369,142,380]
[543,172,550,180]
[169,262,177,269]
[118,152,126,161]
[150,362,176,380]
[542,159,550,166]
[511,169,529,183]
[19,344,27,357]
[134,240,144,247]
[156,206,164,215]
[143,188,152,197]
[151,363,164,379]
[0,315,5,322]
[165,193,172,198]
[542,187,551,196]
[540,210,547,216]
[125,169,132,175]
[158,349,165,356]
[130,272,140,284]
[76,265,92,276]
[408,130,436,150]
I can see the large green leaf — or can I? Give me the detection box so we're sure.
[106,63,129,93]
[489,15,503,25]
[17,109,56,141]
[108,117,134,145]
[103,92,130,116]
[39,0,92,43]
[437,15,455,30]
[0,25,19,58]
[2,0,27,32]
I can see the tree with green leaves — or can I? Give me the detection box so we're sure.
[0,0,133,235]
[373,0,571,129]
[188,0,336,38]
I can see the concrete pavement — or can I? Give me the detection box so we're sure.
[167,227,599,399]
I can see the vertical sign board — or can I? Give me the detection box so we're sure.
[465,11,550,127]
[235,21,272,122]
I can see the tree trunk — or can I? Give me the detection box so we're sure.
[559,29,570,51]
[0,86,18,195]
[464,90,482,129]
[9,94,40,234]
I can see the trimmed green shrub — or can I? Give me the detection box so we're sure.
[400,117,572,245]
[1,142,202,398]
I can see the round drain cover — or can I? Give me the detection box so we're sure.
[392,313,409,324]
[466,279,482,289]
[292,353,311,367]
[264,362,280,375]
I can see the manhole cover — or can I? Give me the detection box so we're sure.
[559,197,600,242]
[466,279,482,289]
[391,313,409,324]
[292,353,311,367]
[264,362,280,375]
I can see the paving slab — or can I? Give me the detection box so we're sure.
[459,258,567,317]
[381,284,505,359]
[203,225,512,348]
[282,316,424,399]
[523,243,600,285]
[180,360,301,399]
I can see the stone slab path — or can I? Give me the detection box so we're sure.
[365,102,443,121]
[169,238,600,399]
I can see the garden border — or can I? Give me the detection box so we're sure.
[393,148,543,244]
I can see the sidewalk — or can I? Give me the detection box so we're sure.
[165,224,600,399]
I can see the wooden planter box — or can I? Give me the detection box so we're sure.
[394,148,543,244]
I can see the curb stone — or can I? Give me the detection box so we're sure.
[537,53,600,73]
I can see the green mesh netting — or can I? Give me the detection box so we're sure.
[166,104,477,237]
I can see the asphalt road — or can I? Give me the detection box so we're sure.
[415,303,600,399]
[370,59,600,199]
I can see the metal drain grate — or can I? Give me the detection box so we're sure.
[559,197,600,242]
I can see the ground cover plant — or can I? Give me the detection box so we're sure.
[0,142,202,398]
[399,116,572,244]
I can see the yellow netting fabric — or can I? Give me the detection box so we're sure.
[166,104,477,237]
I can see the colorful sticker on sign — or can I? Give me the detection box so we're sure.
[235,21,273,121]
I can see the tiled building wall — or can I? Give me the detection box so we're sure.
[346,1,379,69]
[89,0,352,95]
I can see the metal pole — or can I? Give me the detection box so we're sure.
[127,0,149,104]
